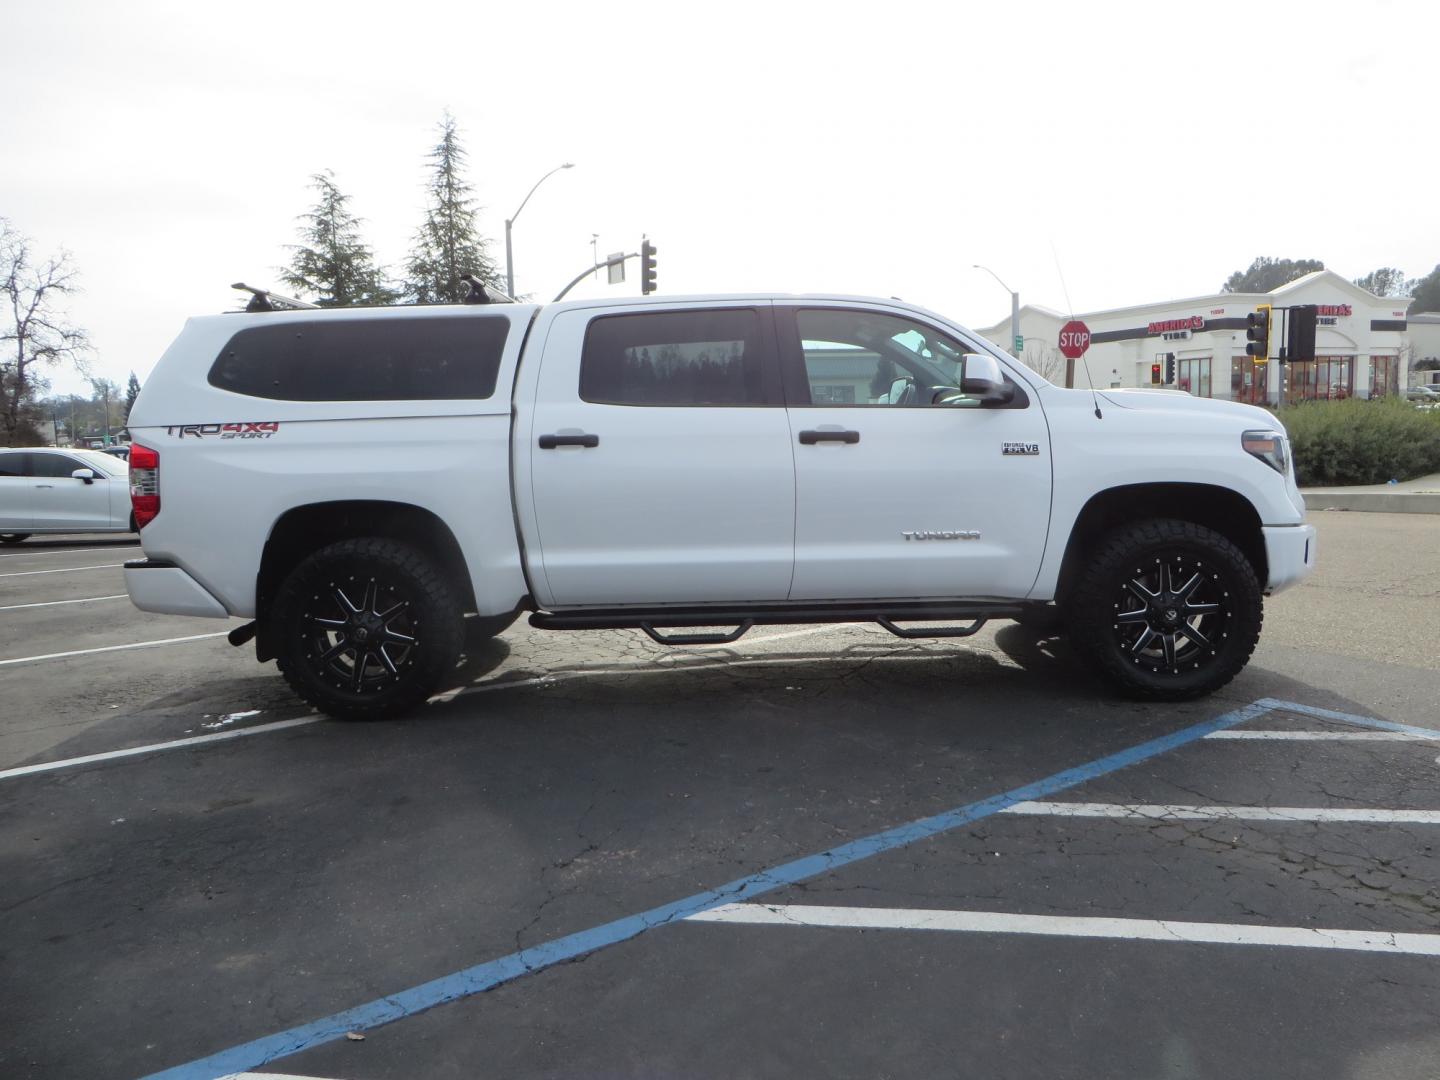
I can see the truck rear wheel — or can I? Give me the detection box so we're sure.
[272,537,464,719]
[1067,518,1262,701]
[0,534,30,544]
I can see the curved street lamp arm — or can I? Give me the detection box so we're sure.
[508,163,575,227]
[972,263,1014,296]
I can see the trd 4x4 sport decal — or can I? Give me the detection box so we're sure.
[165,422,280,440]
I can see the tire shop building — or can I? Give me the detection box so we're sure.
[975,270,1412,405]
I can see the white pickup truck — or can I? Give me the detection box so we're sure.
[124,293,1315,718]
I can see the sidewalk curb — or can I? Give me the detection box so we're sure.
[1302,492,1440,515]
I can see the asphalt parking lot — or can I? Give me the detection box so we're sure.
[2,513,1438,1080]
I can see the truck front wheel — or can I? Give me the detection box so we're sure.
[272,537,464,719]
[1067,518,1262,700]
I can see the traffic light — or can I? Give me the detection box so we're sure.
[1288,304,1317,362]
[1164,353,1176,385]
[640,238,658,295]
[1150,363,1161,385]
[1246,305,1271,360]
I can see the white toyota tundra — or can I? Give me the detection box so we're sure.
[124,291,1315,718]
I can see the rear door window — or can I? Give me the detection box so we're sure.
[208,316,510,401]
[579,308,780,406]
[29,454,88,478]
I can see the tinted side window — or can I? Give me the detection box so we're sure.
[208,316,510,401]
[580,309,775,406]
[0,453,25,477]
[30,454,86,478]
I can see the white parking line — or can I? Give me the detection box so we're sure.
[0,563,124,578]
[1206,730,1438,742]
[0,717,324,780]
[0,594,129,612]
[0,546,133,558]
[0,632,229,667]
[6,650,950,780]
[1002,801,1440,824]
[686,903,1440,956]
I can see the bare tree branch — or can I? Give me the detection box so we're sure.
[1,218,91,445]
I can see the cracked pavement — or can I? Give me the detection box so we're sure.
[2,516,1440,1079]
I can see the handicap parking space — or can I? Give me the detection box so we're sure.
[202,696,1440,1080]
[7,659,1437,1080]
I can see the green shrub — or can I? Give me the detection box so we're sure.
[1275,397,1440,486]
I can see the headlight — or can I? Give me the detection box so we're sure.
[1242,429,1288,475]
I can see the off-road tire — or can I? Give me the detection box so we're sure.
[1066,518,1262,700]
[273,537,464,720]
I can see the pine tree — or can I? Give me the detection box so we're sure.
[124,371,141,422]
[403,114,501,304]
[280,171,397,308]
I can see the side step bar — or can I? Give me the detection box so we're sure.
[530,602,1025,645]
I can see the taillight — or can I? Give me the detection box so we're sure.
[129,443,160,528]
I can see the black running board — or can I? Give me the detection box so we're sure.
[530,601,1024,645]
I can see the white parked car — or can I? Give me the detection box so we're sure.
[0,447,135,543]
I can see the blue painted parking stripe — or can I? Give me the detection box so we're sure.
[1255,697,1440,738]
[145,698,1272,1080]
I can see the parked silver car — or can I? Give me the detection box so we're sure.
[0,447,134,543]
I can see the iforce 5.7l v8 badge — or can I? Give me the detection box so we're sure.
[1002,442,1040,456]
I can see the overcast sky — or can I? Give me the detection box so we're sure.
[4,0,1436,398]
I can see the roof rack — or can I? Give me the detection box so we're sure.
[461,275,516,305]
[230,282,319,313]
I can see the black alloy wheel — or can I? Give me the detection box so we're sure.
[1068,519,1262,700]
[1113,553,1229,675]
[273,538,464,719]
[0,533,30,544]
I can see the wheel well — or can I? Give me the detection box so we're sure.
[254,501,476,660]
[1055,484,1266,605]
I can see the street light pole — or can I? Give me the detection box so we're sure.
[504,163,575,299]
[973,264,1020,358]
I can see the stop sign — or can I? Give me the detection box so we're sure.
[1058,320,1091,359]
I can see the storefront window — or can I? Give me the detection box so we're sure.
[1369,355,1399,398]
[1230,356,1267,405]
[1177,357,1211,398]
[1285,356,1354,403]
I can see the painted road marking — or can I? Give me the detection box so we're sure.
[685,903,1440,957]
[0,545,136,558]
[0,718,324,781]
[1003,801,1440,825]
[0,593,129,612]
[139,699,1277,1080]
[0,563,124,578]
[1255,698,1440,738]
[5,650,910,777]
[1207,730,1438,742]
[0,632,229,667]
